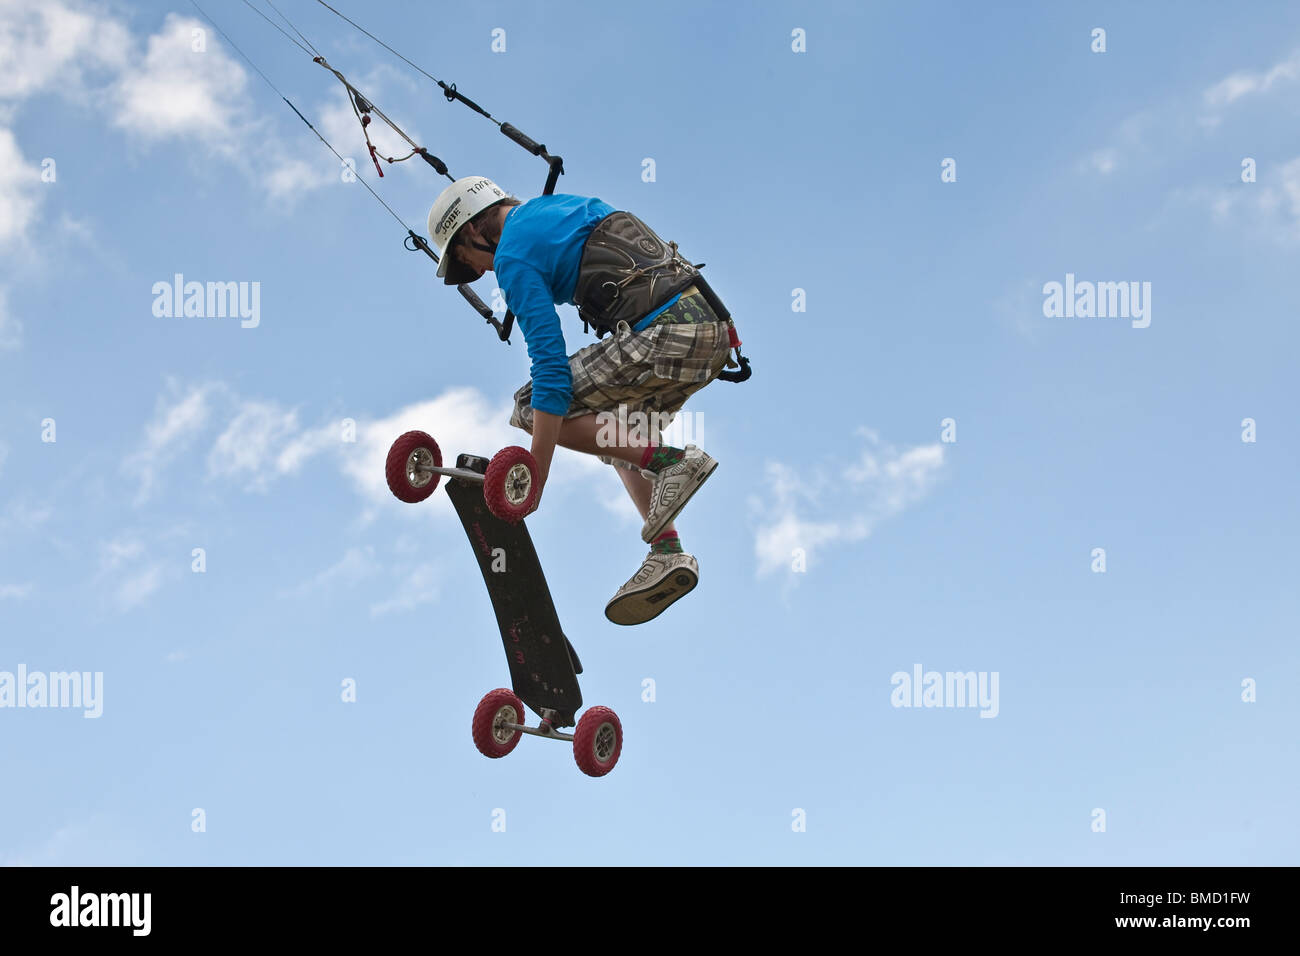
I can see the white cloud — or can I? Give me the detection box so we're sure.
[845,440,945,511]
[123,381,221,504]
[0,582,32,599]
[0,497,52,533]
[56,213,95,244]
[127,388,339,496]
[1083,149,1117,175]
[369,561,440,617]
[1077,111,1151,182]
[1280,157,1300,225]
[279,424,343,474]
[96,534,166,610]
[1175,155,1300,242]
[0,127,42,247]
[0,0,130,101]
[0,814,141,867]
[752,429,945,576]
[1203,50,1300,108]
[111,14,248,153]
[264,155,332,200]
[115,564,164,610]
[99,535,143,572]
[754,510,855,577]
[0,290,21,358]
[283,545,380,598]
[207,401,303,491]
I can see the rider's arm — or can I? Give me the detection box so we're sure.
[495,258,571,486]
[530,409,563,488]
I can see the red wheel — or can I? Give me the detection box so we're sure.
[573,706,622,777]
[484,446,539,522]
[385,430,442,503]
[472,688,526,759]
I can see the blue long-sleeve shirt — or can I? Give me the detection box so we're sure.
[493,194,680,416]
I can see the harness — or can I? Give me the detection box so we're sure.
[573,212,751,381]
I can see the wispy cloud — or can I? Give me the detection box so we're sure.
[96,534,167,611]
[369,561,440,617]
[1077,50,1300,242]
[1172,155,1300,242]
[1203,50,1300,109]
[122,381,221,504]
[1076,111,1150,179]
[1082,148,1117,176]
[752,428,945,577]
[0,496,53,534]
[125,384,340,499]
[0,814,141,867]
[283,545,381,598]
[207,400,305,492]
[0,582,33,600]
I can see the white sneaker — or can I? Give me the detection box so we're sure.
[604,551,699,626]
[640,445,719,543]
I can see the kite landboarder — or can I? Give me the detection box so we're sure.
[427,176,744,626]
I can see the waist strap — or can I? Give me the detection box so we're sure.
[630,285,708,332]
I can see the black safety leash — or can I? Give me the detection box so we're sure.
[692,274,753,383]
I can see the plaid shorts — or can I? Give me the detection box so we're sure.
[509,286,732,470]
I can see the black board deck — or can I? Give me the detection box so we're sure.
[444,455,582,727]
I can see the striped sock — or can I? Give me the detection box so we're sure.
[639,444,685,473]
[651,530,683,555]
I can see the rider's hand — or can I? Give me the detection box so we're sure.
[529,411,562,514]
[529,464,547,515]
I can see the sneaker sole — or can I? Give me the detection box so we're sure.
[604,567,699,626]
[641,457,719,543]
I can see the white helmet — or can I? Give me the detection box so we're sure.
[427,175,509,284]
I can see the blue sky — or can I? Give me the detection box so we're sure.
[1,0,1297,865]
